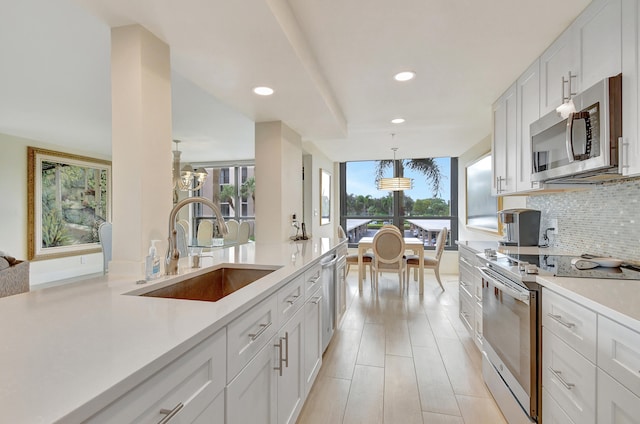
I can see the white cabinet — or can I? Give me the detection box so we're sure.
[540,0,622,115]
[516,59,543,192]
[458,245,482,350]
[304,288,323,397]
[543,388,576,424]
[227,293,278,381]
[542,288,597,362]
[540,30,574,115]
[88,328,226,424]
[277,306,305,424]
[597,315,640,398]
[597,369,640,424]
[572,0,622,93]
[622,0,640,176]
[542,287,640,424]
[543,328,596,424]
[227,334,278,424]
[227,256,329,424]
[492,82,517,195]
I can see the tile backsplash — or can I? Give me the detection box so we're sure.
[527,178,640,261]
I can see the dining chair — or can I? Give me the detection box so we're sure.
[225,219,239,242]
[98,222,112,274]
[197,220,213,245]
[237,221,250,243]
[371,228,406,293]
[341,224,374,281]
[381,224,401,234]
[406,227,447,291]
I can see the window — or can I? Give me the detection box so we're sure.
[191,164,256,240]
[340,157,458,250]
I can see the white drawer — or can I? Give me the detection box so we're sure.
[543,288,597,362]
[543,387,576,424]
[88,328,226,423]
[304,263,322,299]
[227,294,278,381]
[474,307,483,347]
[597,368,640,424]
[459,279,473,301]
[543,328,596,424]
[277,274,305,325]
[598,315,640,398]
[459,296,474,334]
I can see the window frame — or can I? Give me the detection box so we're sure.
[339,158,458,250]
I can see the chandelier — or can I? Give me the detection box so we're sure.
[172,140,208,191]
[377,142,413,191]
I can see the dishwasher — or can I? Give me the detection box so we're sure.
[320,253,338,352]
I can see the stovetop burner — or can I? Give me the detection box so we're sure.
[501,253,640,281]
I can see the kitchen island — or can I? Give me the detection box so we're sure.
[0,238,343,423]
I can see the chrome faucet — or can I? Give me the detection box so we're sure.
[166,196,228,275]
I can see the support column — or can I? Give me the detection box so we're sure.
[109,25,172,276]
[255,122,303,243]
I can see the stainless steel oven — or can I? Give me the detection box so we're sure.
[479,262,541,424]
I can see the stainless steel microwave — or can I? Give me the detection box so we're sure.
[530,74,622,183]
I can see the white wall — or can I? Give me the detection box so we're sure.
[302,142,336,239]
[0,133,107,285]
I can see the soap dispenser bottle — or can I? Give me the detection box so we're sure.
[146,240,161,280]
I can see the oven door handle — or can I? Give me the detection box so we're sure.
[477,267,530,305]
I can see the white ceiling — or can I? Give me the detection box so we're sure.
[1,0,591,162]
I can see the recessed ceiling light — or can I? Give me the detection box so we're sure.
[253,86,274,96]
[394,71,416,82]
[391,118,405,124]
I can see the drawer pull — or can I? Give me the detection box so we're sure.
[286,294,301,305]
[549,368,575,390]
[310,295,323,305]
[547,313,576,328]
[460,257,472,267]
[274,338,283,376]
[158,402,184,424]
[248,321,272,341]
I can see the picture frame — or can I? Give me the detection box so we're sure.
[320,168,331,225]
[28,147,112,260]
[465,153,502,234]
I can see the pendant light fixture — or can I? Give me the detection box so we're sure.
[172,140,208,191]
[377,137,413,191]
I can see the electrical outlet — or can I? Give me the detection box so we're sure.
[550,219,558,234]
[80,255,86,264]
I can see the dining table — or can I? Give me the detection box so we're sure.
[357,236,426,294]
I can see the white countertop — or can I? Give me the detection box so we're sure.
[0,238,343,424]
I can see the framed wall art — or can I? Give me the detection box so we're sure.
[28,147,112,260]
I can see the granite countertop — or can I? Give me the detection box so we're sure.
[0,238,344,424]
[458,240,640,333]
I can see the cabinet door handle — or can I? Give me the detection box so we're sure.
[547,313,576,328]
[157,403,184,424]
[286,294,301,305]
[549,368,575,390]
[310,295,323,305]
[274,338,283,376]
[249,321,272,341]
[282,331,289,368]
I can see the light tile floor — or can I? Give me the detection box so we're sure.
[297,270,507,424]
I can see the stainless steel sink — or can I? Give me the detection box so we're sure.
[139,266,276,302]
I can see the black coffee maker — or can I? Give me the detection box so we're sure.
[498,209,541,246]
